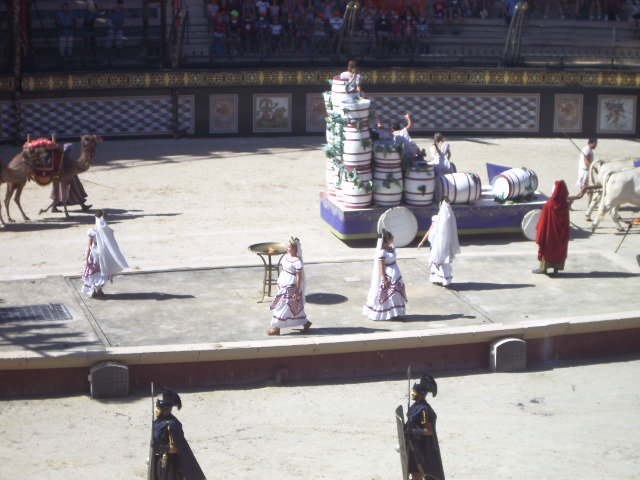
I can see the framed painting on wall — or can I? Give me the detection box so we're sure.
[553,94,582,133]
[597,95,637,134]
[210,94,238,134]
[253,94,291,133]
[306,93,327,132]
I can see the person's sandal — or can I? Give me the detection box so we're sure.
[266,328,280,336]
[302,321,312,331]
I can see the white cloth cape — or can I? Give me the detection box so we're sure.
[95,217,128,277]
[428,201,460,266]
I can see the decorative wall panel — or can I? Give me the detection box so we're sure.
[209,94,238,134]
[554,94,583,133]
[597,95,637,134]
[0,95,194,140]
[367,93,540,132]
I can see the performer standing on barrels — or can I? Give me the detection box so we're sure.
[150,388,206,480]
[339,59,364,98]
[533,180,570,277]
[267,236,312,335]
[418,200,460,287]
[405,374,445,480]
[363,228,407,321]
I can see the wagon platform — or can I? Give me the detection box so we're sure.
[320,187,548,240]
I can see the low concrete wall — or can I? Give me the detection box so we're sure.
[1,312,639,398]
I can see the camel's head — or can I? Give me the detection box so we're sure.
[21,145,48,165]
[80,134,104,150]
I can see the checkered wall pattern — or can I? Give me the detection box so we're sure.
[0,95,194,140]
[367,94,540,132]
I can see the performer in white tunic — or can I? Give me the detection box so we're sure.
[575,137,597,195]
[363,229,407,321]
[428,132,454,177]
[267,237,312,335]
[418,200,460,286]
[81,209,129,297]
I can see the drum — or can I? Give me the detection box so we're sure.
[438,172,482,204]
[492,167,539,201]
[521,209,541,241]
[340,166,373,209]
[404,162,435,206]
[373,162,403,207]
[377,206,418,248]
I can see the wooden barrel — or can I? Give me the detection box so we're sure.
[373,162,403,207]
[337,99,371,121]
[438,172,482,204]
[330,76,359,105]
[343,150,372,169]
[492,167,538,201]
[340,166,372,209]
[373,140,401,169]
[404,161,435,206]
[343,134,372,155]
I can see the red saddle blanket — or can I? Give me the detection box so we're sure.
[24,138,64,186]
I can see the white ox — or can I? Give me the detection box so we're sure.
[591,165,640,232]
[585,159,637,221]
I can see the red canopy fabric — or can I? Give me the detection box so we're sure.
[536,180,570,264]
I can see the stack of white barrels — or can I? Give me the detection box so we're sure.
[324,76,373,208]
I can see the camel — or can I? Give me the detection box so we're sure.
[0,144,48,225]
[39,134,103,218]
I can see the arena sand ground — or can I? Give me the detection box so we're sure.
[0,136,638,479]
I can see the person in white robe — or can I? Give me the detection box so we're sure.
[418,200,460,286]
[81,209,129,297]
[428,132,455,177]
[267,237,312,335]
[363,229,407,321]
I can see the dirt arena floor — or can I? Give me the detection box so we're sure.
[0,356,638,479]
[0,135,639,479]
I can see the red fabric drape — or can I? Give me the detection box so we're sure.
[536,180,570,264]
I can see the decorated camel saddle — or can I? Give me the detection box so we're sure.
[23,138,64,186]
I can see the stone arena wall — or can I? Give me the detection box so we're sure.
[0,67,638,141]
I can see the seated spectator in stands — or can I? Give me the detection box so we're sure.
[361,3,377,36]
[503,0,521,22]
[375,10,392,52]
[589,0,602,19]
[449,0,465,29]
[256,11,271,53]
[432,0,449,23]
[219,0,232,20]
[329,9,343,49]
[241,0,255,17]
[295,10,312,53]
[269,15,284,52]
[106,0,128,56]
[573,0,588,19]
[211,10,228,54]
[543,0,565,19]
[82,1,98,60]
[402,8,417,51]
[256,0,270,17]
[242,10,257,52]
[270,0,281,18]
[415,10,430,52]
[312,12,329,53]
[471,0,490,18]
[602,0,621,20]
[282,13,297,53]
[322,0,334,19]
[56,2,75,65]
[389,11,403,53]
[631,0,640,27]
[228,10,242,55]
[207,0,220,27]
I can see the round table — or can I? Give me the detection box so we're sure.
[248,242,288,303]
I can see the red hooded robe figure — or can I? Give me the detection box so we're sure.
[535,180,570,273]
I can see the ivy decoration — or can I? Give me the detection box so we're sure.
[417,185,427,195]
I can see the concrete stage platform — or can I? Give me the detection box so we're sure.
[1,247,639,398]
